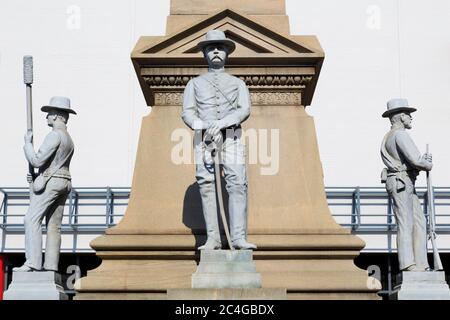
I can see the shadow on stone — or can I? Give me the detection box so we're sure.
[182,172,231,251]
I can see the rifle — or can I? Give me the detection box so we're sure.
[23,56,34,189]
[426,144,443,270]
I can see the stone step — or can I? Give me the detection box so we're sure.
[192,273,262,289]
[196,261,257,273]
[199,249,254,262]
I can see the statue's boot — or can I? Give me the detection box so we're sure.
[226,182,256,250]
[198,238,222,250]
[232,238,257,250]
[13,264,39,272]
[403,264,429,272]
[198,183,221,250]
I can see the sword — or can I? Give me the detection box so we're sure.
[23,55,34,190]
[426,144,443,271]
[203,133,234,250]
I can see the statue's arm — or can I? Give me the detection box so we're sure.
[396,131,432,171]
[219,80,251,128]
[181,80,208,130]
[24,131,60,168]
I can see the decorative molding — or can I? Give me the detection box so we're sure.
[144,75,312,88]
[240,75,312,86]
[154,92,184,106]
[153,91,301,106]
[251,91,301,106]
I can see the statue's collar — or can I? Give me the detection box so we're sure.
[208,68,225,74]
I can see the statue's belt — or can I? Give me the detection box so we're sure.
[200,124,241,138]
[386,169,418,191]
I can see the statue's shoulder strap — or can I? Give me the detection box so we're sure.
[202,75,235,110]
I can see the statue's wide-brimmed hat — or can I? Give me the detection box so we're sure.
[41,96,77,115]
[382,98,416,118]
[197,30,236,54]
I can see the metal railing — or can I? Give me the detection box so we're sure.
[2,186,450,252]
[0,187,129,233]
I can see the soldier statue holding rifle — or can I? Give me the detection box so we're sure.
[14,56,76,272]
[380,98,442,271]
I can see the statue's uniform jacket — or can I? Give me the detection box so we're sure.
[182,69,251,243]
[381,128,430,270]
[182,69,250,130]
[23,127,74,271]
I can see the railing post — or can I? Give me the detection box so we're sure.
[2,193,8,226]
[109,189,115,225]
[356,187,361,228]
[75,190,79,225]
[106,187,112,226]
[351,187,361,231]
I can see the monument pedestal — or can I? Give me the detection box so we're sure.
[167,249,286,299]
[192,250,261,288]
[391,271,450,300]
[4,271,68,300]
[75,1,381,300]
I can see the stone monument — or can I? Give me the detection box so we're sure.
[380,98,450,300]
[5,96,75,300]
[75,0,380,299]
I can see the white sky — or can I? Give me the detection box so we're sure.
[0,0,449,188]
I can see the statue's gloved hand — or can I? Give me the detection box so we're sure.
[422,153,433,171]
[206,121,221,137]
[24,131,33,144]
[26,173,34,183]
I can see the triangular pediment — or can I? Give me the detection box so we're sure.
[133,9,322,58]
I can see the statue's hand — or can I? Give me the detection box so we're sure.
[206,121,221,137]
[26,173,34,183]
[24,131,33,144]
[422,153,433,171]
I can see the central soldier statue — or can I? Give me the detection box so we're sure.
[182,30,256,250]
